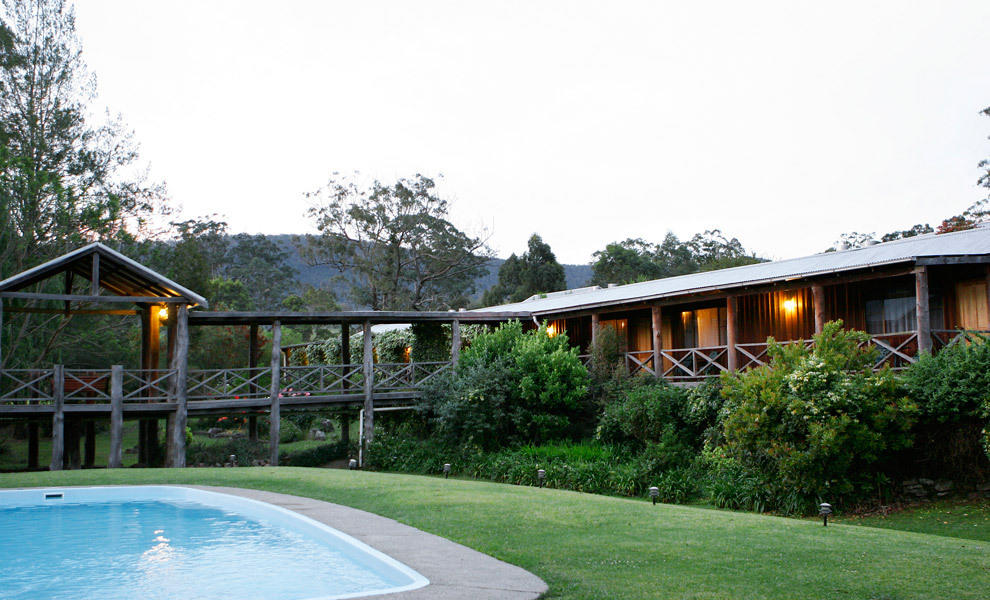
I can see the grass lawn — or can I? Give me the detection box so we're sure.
[0,421,144,470]
[1,468,987,600]
[837,499,990,542]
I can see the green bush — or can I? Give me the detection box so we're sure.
[279,418,304,444]
[186,437,267,466]
[719,321,916,509]
[420,321,590,448]
[903,332,990,421]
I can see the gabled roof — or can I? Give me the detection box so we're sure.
[0,242,208,307]
[481,224,990,315]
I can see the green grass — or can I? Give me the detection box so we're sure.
[0,422,143,470]
[1,468,987,599]
[838,499,990,542]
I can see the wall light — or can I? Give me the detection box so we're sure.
[158,306,169,321]
[546,324,558,337]
[782,298,797,313]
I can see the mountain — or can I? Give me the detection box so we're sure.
[266,234,593,306]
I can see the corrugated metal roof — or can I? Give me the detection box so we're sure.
[480,224,990,315]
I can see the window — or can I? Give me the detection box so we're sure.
[864,285,943,334]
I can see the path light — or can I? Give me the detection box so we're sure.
[820,502,832,526]
[443,463,451,479]
[649,486,660,505]
[229,454,236,467]
[348,458,358,470]
[537,469,546,488]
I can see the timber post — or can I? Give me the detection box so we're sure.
[916,266,931,354]
[248,323,259,441]
[651,305,662,377]
[362,320,374,451]
[167,305,189,468]
[109,365,123,468]
[812,283,825,334]
[726,296,738,372]
[269,320,282,466]
[451,319,461,366]
[591,312,600,348]
[84,421,96,467]
[50,365,65,471]
[340,322,352,444]
[27,421,38,469]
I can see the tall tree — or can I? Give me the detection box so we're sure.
[591,230,761,286]
[223,233,296,310]
[0,0,162,368]
[299,173,492,310]
[483,234,567,305]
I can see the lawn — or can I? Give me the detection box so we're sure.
[1,468,987,600]
[839,499,990,542]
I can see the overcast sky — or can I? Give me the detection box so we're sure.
[73,1,990,264]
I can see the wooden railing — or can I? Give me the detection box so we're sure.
[658,345,729,380]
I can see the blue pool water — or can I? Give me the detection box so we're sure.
[0,486,427,600]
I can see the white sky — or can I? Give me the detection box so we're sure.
[73,1,990,264]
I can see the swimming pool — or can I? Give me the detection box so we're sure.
[0,485,428,600]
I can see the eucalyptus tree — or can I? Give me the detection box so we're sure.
[299,174,492,310]
[482,234,566,305]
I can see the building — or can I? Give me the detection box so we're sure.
[480,224,990,381]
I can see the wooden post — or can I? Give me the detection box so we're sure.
[147,305,161,466]
[0,300,4,369]
[50,365,64,471]
[91,252,100,296]
[248,324,259,441]
[340,411,351,445]
[362,320,374,449]
[109,365,123,468]
[916,267,931,353]
[451,319,461,366]
[651,305,662,377]
[65,419,81,470]
[340,323,352,445]
[138,306,150,465]
[726,296,738,372]
[167,305,189,468]
[591,312,600,348]
[269,320,282,466]
[812,283,825,334]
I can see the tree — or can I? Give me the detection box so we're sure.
[299,173,492,310]
[482,234,566,305]
[223,233,296,310]
[590,230,761,286]
[0,0,162,368]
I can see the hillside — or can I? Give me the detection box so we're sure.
[266,235,593,306]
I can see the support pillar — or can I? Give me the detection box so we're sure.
[726,296,738,372]
[109,365,123,468]
[167,305,189,468]
[362,320,374,450]
[249,324,259,441]
[27,422,39,469]
[916,266,931,354]
[651,305,662,377]
[341,323,351,390]
[812,283,825,334]
[591,312,600,348]
[50,365,64,471]
[269,320,282,466]
[451,319,461,366]
[65,419,81,470]
[340,411,351,445]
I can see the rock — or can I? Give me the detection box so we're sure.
[312,429,326,441]
[207,427,222,438]
[902,479,918,487]
[934,480,953,492]
[919,478,935,486]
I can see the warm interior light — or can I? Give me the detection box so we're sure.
[782,298,797,313]
[546,323,558,337]
[158,306,169,321]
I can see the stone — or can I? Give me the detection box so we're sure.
[207,427,222,438]
[918,478,935,486]
[934,480,953,492]
[312,430,327,441]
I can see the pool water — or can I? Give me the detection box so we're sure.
[0,486,427,600]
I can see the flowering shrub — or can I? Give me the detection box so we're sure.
[419,321,589,448]
[719,321,916,506]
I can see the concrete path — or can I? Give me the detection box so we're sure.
[186,485,548,600]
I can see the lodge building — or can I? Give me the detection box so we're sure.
[480,224,990,380]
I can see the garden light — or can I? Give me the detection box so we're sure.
[537,469,546,487]
[443,463,451,478]
[819,503,832,526]
[229,454,236,467]
[348,458,358,470]
[649,486,660,505]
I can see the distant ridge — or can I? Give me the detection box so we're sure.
[265,234,593,303]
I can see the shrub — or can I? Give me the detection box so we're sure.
[279,418,304,444]
[419,321,589,448]
[902,332,990,421]
[186,437,267,466]
[719,321,916,508]
[280,439,350,467]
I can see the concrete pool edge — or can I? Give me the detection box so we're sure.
[184,485,547,600]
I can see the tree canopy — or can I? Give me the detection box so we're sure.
[590,230,763,286]
[482,234,566,305]
[298,173,492,310]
